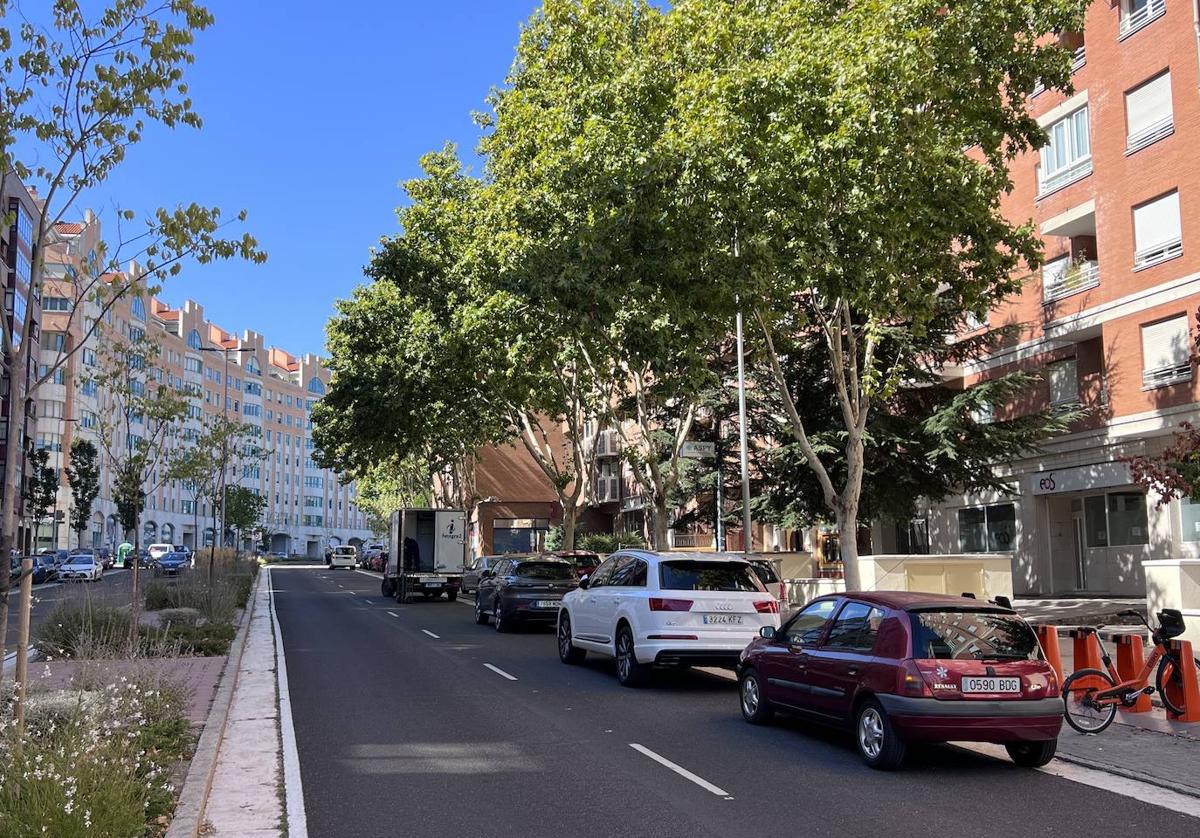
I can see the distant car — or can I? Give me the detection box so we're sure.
[35,554,59,582]
[147,543,173,561]
[748,559,785,605]
[11,556,53,585]
[96,547,113,569]
[547,550,601,580]
[369,553,386,572]
[153,551,189,577]
[59,553,103,582]
[328,546,357,569]
[173,545,194,567]
[39,549,69,568]
[736,592,1063,770]
[461,555,507,594]
[557,551,781,686]
[475,556,578,632]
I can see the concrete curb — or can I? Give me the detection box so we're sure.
[166,571,263,838]
[1052,750,1200,800]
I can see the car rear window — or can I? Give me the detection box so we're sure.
[515,562,575,580]
[750,563,779,585]
[910,610,1040,661]
[659,561,763,592]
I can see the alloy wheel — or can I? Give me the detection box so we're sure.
[858,708,885,760]
[741,676,760,717]
[617,633,632,681]
[558,617,571,658]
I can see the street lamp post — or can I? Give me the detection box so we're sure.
[199,346,252,557]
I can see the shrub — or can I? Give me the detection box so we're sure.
[0,674,190,837]
[578,531,646,554]
[161,622,235,657]
[34,602,135,660]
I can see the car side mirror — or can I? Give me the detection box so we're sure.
[578,576,590,590]
[759,626,776,640]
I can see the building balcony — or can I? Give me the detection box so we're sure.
[1119,0,1166,40]
[1037,156,1092,199]
[1044,260,1100,303]
[1071,44,1086,73]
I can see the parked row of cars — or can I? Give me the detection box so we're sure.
[455,549,1063,772]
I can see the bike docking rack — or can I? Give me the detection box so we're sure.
[1162,639,1200,723]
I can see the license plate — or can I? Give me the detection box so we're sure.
[423,582,443,588]
[961,676,1021,694]
[424,576,446,584]
[535,600,562,609]
[702,614,744,625]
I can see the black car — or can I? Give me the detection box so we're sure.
[153,552,189,577]
[10,556,54,585]
[474,556,578,632]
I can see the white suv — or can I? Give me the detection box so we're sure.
[557,551,781,686]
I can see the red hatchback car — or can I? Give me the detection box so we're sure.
[737,591,1062,770]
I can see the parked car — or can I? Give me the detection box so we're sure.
[369,552,386,572]
[58,553,103,582]
[35,554,60,582]
[11,556,54,585]
[328,545,357,569]
[748,559,785,605]
[172,545,193,566]
[557,551,781,686]
[147,543,173,561]
[97,547,113,569]
[461,555,507,594]
[736,591,1062,770]
[152,551,190,577]
[39,549,70,569]
[475,556,579,632]
[548,550,601,580]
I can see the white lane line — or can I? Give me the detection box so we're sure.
[387,611,400,618]
[421,629,440,639]
[955,743,1200,819]
[354,569,384,580]
[483,663,518,681]
[267,568,309,837]
[629,744,733,799]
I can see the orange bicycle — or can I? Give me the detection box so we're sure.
[1062,609,1199,734]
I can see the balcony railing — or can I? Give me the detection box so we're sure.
[1134,237,1183,271]
[1043,260,1100,303]
[1038,156,1092,197]
[1126,115,1174,155]
[1071,45,1087,72]
[1120,0,1166,39]
[1143,362,1191,389]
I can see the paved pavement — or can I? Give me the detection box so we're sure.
[272,568,1199,838]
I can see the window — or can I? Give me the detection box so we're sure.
[184,357,203,374]
[80,411,98,429]
[304,476,323,489]
[1084,491,1149,547]
[244,403,261,417]
[515,561,576,581]
[659,560,762,592]
[42,296,72,312]
[1180,499,1200,542]
[131,297,146,321]
[307,377,326,395]
[1048,359,1079,406]
[187,329,202,350]
[44,331,66,351]
[596,460,620,502]
[247,356,261,375]
[38,366,67,386]
[957,503,1016,552]
[824,602,886,651]
[1038,108,1091,195]
[80,379,97,397]
[912,611,1040,660]
[610,558,647,586]
[1141,315,1191,388]
[1133,191,1183,269]
[783,599,838,646]
[1126,72,1173,153]
[82,347,97,367]
[1120,0,1166,39]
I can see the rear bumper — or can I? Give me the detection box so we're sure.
[879,695,1064,742]
[637,635,756,666]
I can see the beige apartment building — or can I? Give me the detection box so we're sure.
[38,212,371,557]
[895,1,1200,597]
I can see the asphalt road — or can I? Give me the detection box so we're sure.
[273,568,1199,838]
[3,566,134,650]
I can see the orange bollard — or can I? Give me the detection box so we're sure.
[1112,633,1151,713]
[1162,640,1200,723]
[1069,627,1104,674]
[1035,624,1063,683]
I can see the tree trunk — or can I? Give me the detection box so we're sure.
[561,503,578,551]
[837,512,863,591]
[651,496,670,551]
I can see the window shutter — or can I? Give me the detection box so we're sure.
[1133,191,1182,252]
[1049,360,1079,405]
[1141,316,1190,378]
[1126,73,1173,149]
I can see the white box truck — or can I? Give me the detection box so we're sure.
[381,508,466,602]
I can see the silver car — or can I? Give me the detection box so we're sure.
[59,553,103,581]
[461,555,508,594]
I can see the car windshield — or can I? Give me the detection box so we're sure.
[910,610,1040,661]
[574,557,600,569]
[659,561,763,592]
[514,562,574,580]
[65,556,92,566]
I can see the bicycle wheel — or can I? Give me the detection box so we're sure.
[1156,654,1200,716]
[1062,668,1118,734]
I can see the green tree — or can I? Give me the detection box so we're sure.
[21,448,57,551]
[66,438,101,550]
[222,486,266,552]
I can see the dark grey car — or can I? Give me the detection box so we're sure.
[473,557,578,632]
[461,555,507,594]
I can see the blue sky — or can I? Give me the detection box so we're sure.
[96,0,540,357]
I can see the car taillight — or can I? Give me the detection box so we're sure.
[897,659,933,697]
[648,598,693,612]
[1045,670,1060,698]
[754,600,779,614]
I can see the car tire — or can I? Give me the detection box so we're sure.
[558,612,586,664]
[855,698,906,770]
[474,597,489,626]
[738,668,773,725]
[1005,739,1057,768]
[445,590,457,602]
[494,603,511,633]
[614,624,649,688]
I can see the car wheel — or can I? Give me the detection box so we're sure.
[445,590,457,601]
[1005,739,1057,768]
[855,698,906,770]
[615,625,649,687]
[558,612,586,664]
[494,603,510,633]
[738,668,773,725]
[474,597,489,626]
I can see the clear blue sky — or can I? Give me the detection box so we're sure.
[97,0,540,357]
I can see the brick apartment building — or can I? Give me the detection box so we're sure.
[1,172,42,551]
[896,0,1200,596]
[37,211,372,557]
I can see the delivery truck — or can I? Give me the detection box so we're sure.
[381,508,466,603]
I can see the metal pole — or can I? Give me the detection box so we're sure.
[220,350,230,551]
[715,458,724,551]
[736,310,752,553]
